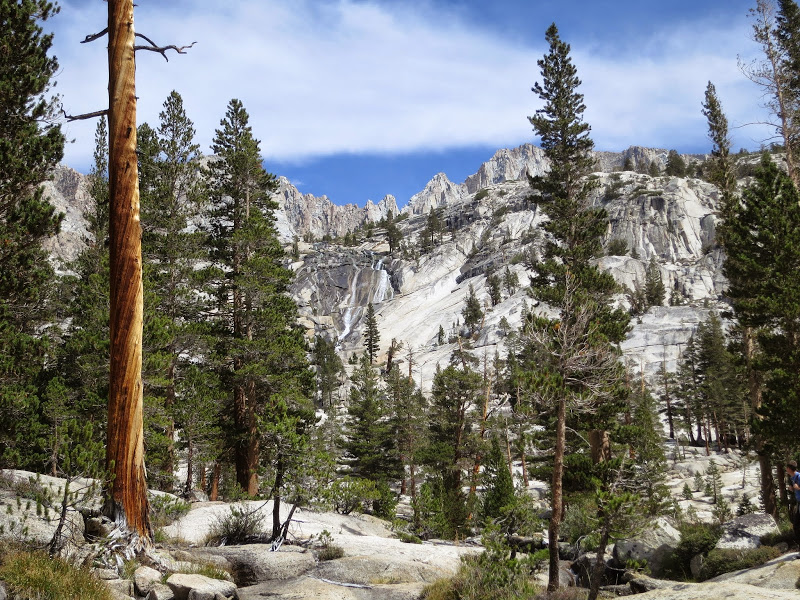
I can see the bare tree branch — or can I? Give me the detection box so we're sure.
[134,33,196,62]
[61,107,108,122]
[81,28,108,44]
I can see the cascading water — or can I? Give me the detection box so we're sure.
[338,270,360,342]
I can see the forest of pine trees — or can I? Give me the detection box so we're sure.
[5,1,800,596]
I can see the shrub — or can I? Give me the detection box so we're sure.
[149,494,191,529]
[329,476,380,515]
[421,528,540,600]
[371,480,398,520]
[661,522,721,580]
[474,188,490,201]
[0,551,113,600]
[698,546,781,581]
[606,238,628,256]
[205,503,265,546]
[397,531,423,544]
[316,529,345,561]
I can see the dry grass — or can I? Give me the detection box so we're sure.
[0,551,114,600]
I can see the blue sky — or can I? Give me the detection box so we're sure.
[50,0,769,207]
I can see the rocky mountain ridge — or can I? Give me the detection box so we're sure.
[41,144,725,389]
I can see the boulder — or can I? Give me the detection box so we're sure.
[709,552,800,588]
[715,513,780,550]
[613,517,681,575]
[134,565,163,596]
[145,583,175,600]
[572,549,623,588]
[690,553,704,580]
[196,545,315,586]
[238,576,425,600]
[106,578,134,597]
[627,573,676,593]
[166,573,236,600]
[630,582,800,599]
[315,554,448,585]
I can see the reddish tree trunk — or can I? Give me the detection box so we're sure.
[104,0,151,542]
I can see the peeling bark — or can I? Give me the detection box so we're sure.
[104,0,151,542]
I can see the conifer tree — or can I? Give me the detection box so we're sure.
[487,273,502,306]
[702,82,737,223]
[138,91,207,491]
[720,153,800,513]
[665,150,687,177]
[56,119,111,436]
[526,23,630,591]
[312,335,344,408]
[481,436,515,522]
[343,355,401,482]
[462,284,484,335]
[363,302,380,363]
[0,0,64,468]
[424,360,482,539]
[205,99,312,496]
[644,258,666,307]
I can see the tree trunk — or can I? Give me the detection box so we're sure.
[104,0,151,543]
[548,394,566,592]
[210,462,220,501]
[164,361,176,493]
[587,520,611,600]
[272,454,285,541]
[184,438,193,495]
[589,430,611,464]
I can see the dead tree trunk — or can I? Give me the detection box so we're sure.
[104,0,151,543]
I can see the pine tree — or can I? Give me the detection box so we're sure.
[363,302,380,364]
[55,119,110,437]
[386,365,427,510]
[0,0,64,469]
[487,273,502,306]
[343,355,401,482]
[526,23,630,591]
[648,160,661,177]
[702,82,737,225]
[312,335,344,408]
[462,285,484,335]
[481,436,515,522]
[695,312,744,452]
[644,258,666,307]
[424,360,482,539]
[665,150,687,177]
[720,153,800,509]
[205,99,313,496]
[138,91,207,491]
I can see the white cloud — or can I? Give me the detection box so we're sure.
[51,0,772,172]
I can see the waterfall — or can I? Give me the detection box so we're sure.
[338,271,360,342]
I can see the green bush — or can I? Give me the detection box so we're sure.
[149,493,191,529]
[329,476,380,515]
[421,528,540,600]
[371,480,398,520]
[0,551,113,600]
[661,522,721,580]
[698,546,781,581]
[315,529,345,561]
[397,531,423,544]
[205,503,265,545]
[606,238,628,256]
[474,188,490,201]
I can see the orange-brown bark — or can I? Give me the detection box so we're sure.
[104,0,151,542]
